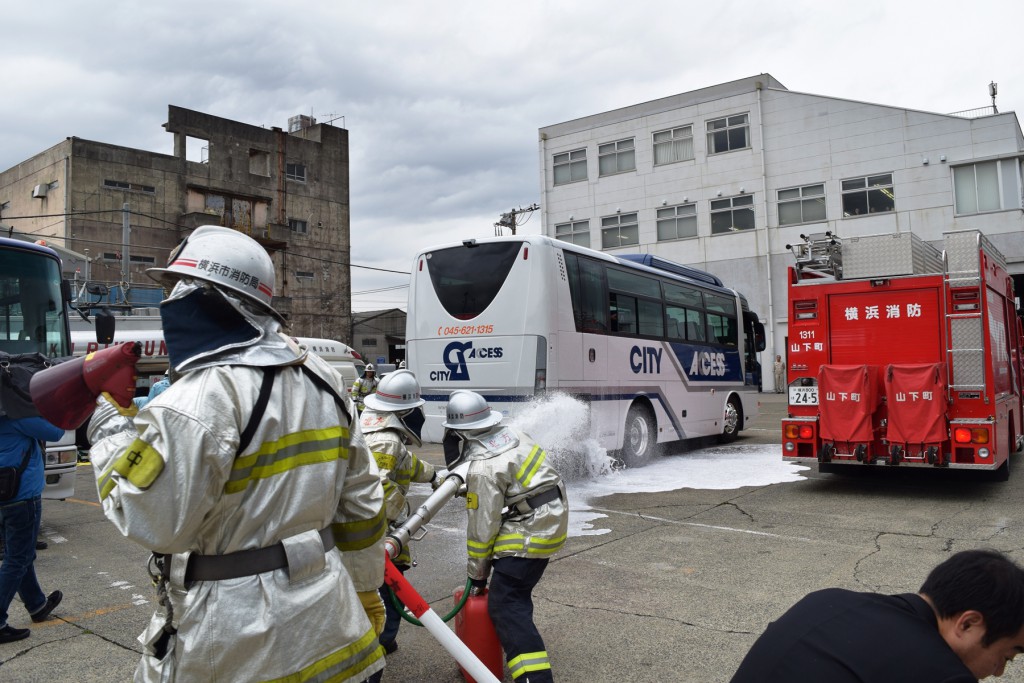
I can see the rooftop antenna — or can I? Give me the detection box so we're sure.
[989,81,998,113]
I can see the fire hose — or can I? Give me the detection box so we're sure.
[381,462,500,683]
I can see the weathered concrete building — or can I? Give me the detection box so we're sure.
[539,74,1024,391]
[0,105,351,339]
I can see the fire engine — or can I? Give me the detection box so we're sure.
[781,229,1024,480]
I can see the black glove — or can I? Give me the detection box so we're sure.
[469,577,488,596]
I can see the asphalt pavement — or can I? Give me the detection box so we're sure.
[8,391,1024,682]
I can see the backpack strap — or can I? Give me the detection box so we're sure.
[16,447,32,474]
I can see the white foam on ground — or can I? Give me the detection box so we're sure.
[505,394,809,537]
[567,444,810,536]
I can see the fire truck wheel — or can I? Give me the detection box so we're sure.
[718,397,742,443]
[621,403,655,467]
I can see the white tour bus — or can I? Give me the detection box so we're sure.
[407,235,766,464]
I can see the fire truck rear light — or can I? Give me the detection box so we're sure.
[978,448,990,459]
[952,291,978,300]
[784,442,795,452]
[953,303,979,311]
[954,428,972,443]
[971,429,989,444]
[795,312,817,320]
[799,425,814,439]
[784,425,799,439]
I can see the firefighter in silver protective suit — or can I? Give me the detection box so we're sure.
[359,369,440,654]
[87,225,387,683]
[442,391,568,683]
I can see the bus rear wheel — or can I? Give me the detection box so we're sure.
[718,397,742,443]
[622,404,655,467]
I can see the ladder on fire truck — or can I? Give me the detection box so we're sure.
[786,232,843,280]
[943,231,993,402]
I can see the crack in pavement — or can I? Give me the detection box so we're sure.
[540,595,754,635]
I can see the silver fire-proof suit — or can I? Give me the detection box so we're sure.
[88,340,387,682]
[460,425,568,581]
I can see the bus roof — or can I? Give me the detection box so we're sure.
[416,234,740,297]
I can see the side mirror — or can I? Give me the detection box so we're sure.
[87,283,110,297]
[95,308,116,345]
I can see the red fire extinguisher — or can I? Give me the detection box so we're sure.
[453,587,504,683]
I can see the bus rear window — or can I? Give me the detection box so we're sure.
[426,242,522,320]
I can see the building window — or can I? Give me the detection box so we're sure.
[601,212,639,249]
[249,149,270,176]
[553,149,587,185]
[653,126,694,165]
[286,163,306,182]
[778,184,826,225]
[362,338,377,346]
[295,270,314,280]
[598,138,635,176]
[841,173,894,216]
[710,195,755,234]
[102,179,154,194]
[129,255,155,265]
[657,204,698,241]
[288,219,308,234]
[555,220,590,248]
[953,160,1022,214]
[706,114,749,154]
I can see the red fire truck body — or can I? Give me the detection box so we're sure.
[781,230,1024,479]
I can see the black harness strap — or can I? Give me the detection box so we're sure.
[237,367,276,456]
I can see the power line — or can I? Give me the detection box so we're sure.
[1,210,411,275]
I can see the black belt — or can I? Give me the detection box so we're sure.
[168,526,334,582]
[507,486,563,518]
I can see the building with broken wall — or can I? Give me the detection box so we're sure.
[0,105,351,341]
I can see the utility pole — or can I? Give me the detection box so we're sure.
[122,202,131,307]
[494,203,539,236]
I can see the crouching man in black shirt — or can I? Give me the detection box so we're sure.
[731,550,1024,682]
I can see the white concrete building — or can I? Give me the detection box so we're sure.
[538,74,1024,391]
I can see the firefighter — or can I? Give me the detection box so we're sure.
[773,355,785,394]
[87,226,387,682]
[442,390,567,683]
[352,364,379,413]
[360,369,440,654]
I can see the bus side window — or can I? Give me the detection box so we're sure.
[685,308,705,342]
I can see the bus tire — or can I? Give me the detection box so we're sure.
[622,403,656,467]
[718,396,742,443]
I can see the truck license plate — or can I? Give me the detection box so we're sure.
[789,386,818,406]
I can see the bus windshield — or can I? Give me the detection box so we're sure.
[0,247,69,357]
[426,242,521,319]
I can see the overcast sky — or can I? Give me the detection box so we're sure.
[3,0,1022,312]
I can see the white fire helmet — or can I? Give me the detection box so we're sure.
[442,390,502,431]
[363,370,424,412]
[147,225,284,323]
[365,364,376,374]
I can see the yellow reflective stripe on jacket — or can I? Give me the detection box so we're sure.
[493,533,524,553]
[373,452,397,472]
[98,439,166,501]
[508,650,552,680]
[259,625,383,683]
[226,426,348,494]
[467,537,494,559]
[493,533,566,557]
[515,445,545,488]
[332,504,387,552]
[526,534,566,556]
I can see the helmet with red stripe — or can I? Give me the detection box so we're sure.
[147,225,283,323]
